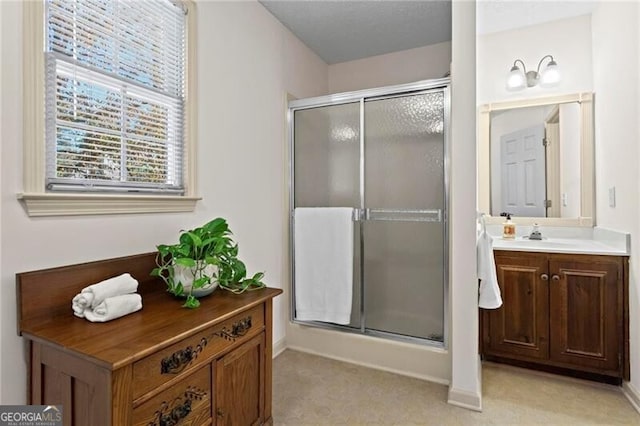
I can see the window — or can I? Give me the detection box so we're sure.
[20,0,199,216]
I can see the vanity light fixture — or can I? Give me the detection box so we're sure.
[506,55,561,91]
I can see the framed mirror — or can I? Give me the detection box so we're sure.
[478,92,594,226]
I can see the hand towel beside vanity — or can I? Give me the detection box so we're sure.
[477,214,503,309]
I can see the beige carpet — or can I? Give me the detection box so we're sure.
[273,350,640,425]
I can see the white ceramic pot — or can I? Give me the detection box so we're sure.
[172,262,219,297]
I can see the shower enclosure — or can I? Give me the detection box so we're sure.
[289,79,449,346]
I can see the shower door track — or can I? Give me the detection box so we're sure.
[288,78,450,349]
[288,78,450,110]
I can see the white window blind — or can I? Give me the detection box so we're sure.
[44,0,186,194]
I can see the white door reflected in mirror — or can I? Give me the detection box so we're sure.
[490,102,581,218]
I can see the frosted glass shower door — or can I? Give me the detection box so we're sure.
[293,102,362,328]
[363,91,446,341]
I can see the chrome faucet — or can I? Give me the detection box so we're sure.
[529,223,543,240]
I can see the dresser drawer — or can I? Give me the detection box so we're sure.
[133,304,264,400]
[133,364,211,426]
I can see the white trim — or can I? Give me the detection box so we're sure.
[447,386,482,411]
[622,382,640,415]
[478,92,595,227]
[18,193,201,216]
[273,337,287,359]
[21,0,200,217]
[286,345,450,386]
[23,0,46,194]
[185,0,198,197]
[448,357,482,412]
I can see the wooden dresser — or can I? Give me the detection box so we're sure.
[17,253,282,426]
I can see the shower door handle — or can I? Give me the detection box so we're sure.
[363,208,442,223]
[352,208,370,221]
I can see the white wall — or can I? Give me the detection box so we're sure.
[0,0,4,406]
[477,15,593,104]
[448,0,480,411]
[328,41,451,93]
[591,0,640,396]
[0,0,328,404]
[195,0,328,358]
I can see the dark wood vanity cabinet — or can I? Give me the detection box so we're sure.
[482,251,629,383]
[484,252,549,360]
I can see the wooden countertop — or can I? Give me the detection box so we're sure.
[17,252,282,370]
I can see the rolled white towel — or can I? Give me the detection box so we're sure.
[83,294,142,323]
[73,292,92,309]
[72,301,85,318]
[77,273,138,310]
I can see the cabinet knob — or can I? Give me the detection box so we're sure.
[540,274,549,281]
[217,408,225,418]
[552,274,560,281]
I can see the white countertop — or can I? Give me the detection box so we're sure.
[492,236,628,256]
[483,225,630,256]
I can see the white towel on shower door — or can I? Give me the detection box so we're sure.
[477,230,503,309]
[294,207,354,325]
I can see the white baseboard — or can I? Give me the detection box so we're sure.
[447,386,482,411]
[273,337,287,359]
[622,381,640,415]
[287,344,450,386]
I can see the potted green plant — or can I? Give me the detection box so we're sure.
[151,218,266,308]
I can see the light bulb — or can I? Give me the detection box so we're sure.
[506,66,526,91]
[539,61,561,87]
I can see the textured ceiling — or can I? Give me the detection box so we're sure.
[259,0,452,65]
[259,0,595,65]
[477,0,597,35]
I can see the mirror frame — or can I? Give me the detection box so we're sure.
[478,92,594,227]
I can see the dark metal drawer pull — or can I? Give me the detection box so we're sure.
[160,315,253,373]
[216,316,252,341]
[160,338,207,374]
[150,387,206,426]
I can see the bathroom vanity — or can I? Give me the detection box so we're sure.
[476,91,631,383]
[481,242,629,384]
[17,253,282,425]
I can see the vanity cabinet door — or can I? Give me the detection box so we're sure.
[486,252,549,360]
[549,256,622,373]
[215,333,265,426]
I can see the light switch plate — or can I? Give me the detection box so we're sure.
[609,187,616,208]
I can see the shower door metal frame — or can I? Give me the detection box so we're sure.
[288,78,451,348]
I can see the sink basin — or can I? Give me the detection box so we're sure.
[491,236,620,255]
[505,238,579,248]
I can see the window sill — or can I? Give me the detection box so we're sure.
[18,193,202,217]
